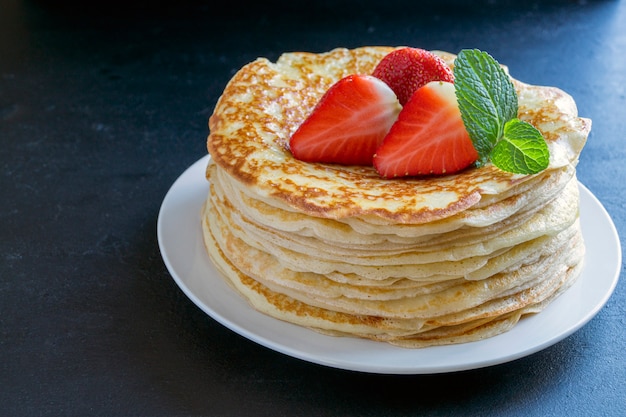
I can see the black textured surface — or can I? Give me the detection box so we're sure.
[1,0,624,416]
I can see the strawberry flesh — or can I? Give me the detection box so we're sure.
[289,74,401,165]
[372,47,454,106]
[373,81,478,178]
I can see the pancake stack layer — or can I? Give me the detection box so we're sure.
[202,47,590,347]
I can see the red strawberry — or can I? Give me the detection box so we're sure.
[372,47,454,106]
[289,74,401,165]
[373,81,478,178]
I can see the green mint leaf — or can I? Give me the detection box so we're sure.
[454,49,518,166]
[490,119,550,174]
[453,49,550,175]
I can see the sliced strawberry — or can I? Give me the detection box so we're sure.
[373,81,478,178]
[289,74,401,165]
[372,47,454,106]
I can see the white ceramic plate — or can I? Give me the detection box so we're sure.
[157,155,621,374]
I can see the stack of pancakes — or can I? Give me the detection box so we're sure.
[202,47,590,347]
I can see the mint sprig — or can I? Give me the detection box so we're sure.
[454,49,549,174]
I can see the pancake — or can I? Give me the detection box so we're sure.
[207,47,589,223]
[202,46,590,347]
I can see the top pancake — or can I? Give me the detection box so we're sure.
[207,46,590,224]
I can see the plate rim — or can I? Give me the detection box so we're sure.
[157,155,622,374]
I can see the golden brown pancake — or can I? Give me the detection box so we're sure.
[202,46,590,347]
[207,47,589,223]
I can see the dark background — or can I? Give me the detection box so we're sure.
[1,0,624,415]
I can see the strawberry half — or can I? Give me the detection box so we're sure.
[289,74,401,165]
[373,81,478,178]
[372,47,454,106]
